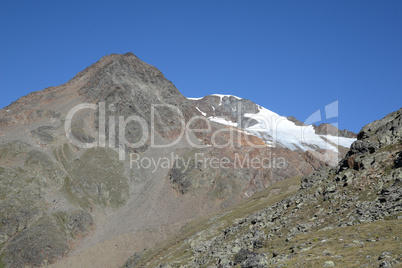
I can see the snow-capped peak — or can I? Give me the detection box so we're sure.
[187,93,356,153]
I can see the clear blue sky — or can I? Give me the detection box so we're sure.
[1,0,401,133]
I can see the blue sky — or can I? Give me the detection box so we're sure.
[0,0,401,133]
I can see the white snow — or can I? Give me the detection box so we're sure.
[208,116,238,127]
[6,110,10,112]
[320,135,356,149]
[196,107,206,116]
[188,94,357,153]
[244,106,356,153]
[187,94,242,105]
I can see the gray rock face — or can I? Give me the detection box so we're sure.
[190,95,260,129]
[344,108,402,164]
[233,248,269,268]
[358,108,402,141]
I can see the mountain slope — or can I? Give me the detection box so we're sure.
[0,53,355,267]
[123,107,402,267]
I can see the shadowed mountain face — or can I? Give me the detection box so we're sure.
[124,108,402,268]
[0,53,355,267]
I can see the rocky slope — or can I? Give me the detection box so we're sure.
[0,53,355,267]
[123,107,402,267]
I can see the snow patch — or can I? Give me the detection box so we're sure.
[208,116,238,127]
[320,135,356,149]
[196,107,206,116]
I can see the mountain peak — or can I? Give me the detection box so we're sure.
[73,52,156,82]
[0,52,187,128]
[75,52,183,104]
[96,52,140,65]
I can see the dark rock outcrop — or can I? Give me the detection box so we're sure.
[287,116,306,126]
